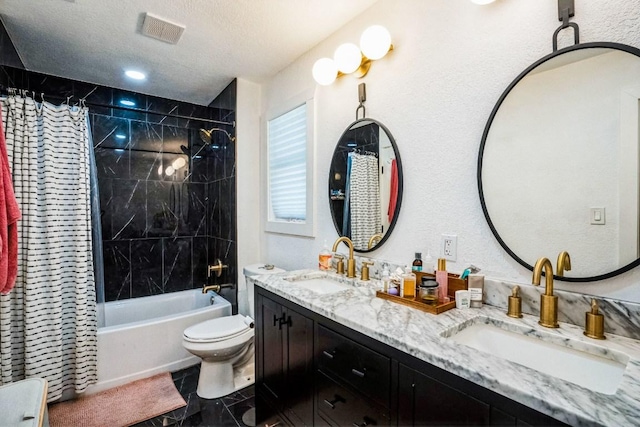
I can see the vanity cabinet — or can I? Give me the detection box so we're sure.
[256,287,566,427]
[255,292,314,426]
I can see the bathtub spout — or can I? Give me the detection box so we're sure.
[202,283,234,294]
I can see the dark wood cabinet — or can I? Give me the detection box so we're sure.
[256,292,314,426]
[398,363,490,426]
[256,287,566,427]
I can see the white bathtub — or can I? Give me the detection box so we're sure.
[87,289,232,394]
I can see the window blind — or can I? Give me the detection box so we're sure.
[268,103,307,221]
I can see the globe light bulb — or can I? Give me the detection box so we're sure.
[334,43,362,74]
[312,58,338,85]
[172,157,187,169]
[360,25,392,60]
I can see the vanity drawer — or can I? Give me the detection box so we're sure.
[316,371,390,427]
[317,324,391,407]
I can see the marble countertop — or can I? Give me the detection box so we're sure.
[250,269,640,427]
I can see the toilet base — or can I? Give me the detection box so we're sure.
[196,358,255,399]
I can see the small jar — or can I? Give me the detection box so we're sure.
[419,278,439,305]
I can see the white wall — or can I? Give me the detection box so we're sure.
[242,0,640,302]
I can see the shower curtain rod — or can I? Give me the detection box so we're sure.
[1,87,235,127]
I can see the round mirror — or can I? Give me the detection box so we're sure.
[329,118,403,252]
[479,42,640,281]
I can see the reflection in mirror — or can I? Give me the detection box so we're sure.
[480,43,640,281]
[329,119,402,252]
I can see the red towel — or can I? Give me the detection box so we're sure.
[0,109,21,294]
[387,159,398,223]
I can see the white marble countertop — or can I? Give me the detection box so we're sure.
[250,269,640,427]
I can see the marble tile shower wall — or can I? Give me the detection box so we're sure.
[0,66,238,307]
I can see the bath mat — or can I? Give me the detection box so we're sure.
[48,372,186,427]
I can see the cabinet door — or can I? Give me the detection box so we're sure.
[259,294,286,402]
[398,364,490,426]
[284,306,314,426]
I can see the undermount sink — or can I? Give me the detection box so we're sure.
[443,318,629,395]
[283,276,351,294]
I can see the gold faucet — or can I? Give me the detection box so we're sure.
[367,234,382,249]
[332,237,356,278]
[556,251,571,277]
[532,257,559,328]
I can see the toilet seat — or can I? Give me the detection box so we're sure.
[183,315,251,343]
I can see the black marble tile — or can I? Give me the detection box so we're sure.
[130,150,162,181]
[162,152,190,183]
[163,126,189,154]
[111,179,146,239]
[113,90,146,121]
[146,96,179,126]
[103,240,131,301]
[163,237,193,293]
[94,146,129,179]
[98,178,113,241]
[196,399,238,427]
[131,239,163,298]
[146,181,175,237]
[91,114,130,149]
[227,397,255,427]
[193,237,208,288]
[183,183,207,236]
[131,121,162,152]
[75,82,112,115]
[219,178,234,241]
[29,73,74,100]
[207,180,220,238]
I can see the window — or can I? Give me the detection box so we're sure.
[265,92,315,236]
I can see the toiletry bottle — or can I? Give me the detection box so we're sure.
[423,250,434,274]
[381,264,391,293]
[401,266,417,298]
[412,253,423,272]
[318,240,332,271]
[468,274,484,308]
[436,258,449,303]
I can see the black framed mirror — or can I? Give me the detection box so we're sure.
[329,118,403,252]
[478,42,640,281]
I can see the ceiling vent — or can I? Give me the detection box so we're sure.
[141,13,185,44]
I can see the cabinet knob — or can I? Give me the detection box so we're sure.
[352,416,374,427]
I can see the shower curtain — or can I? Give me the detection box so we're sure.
[348,152,381,249]
[0,94,98,401]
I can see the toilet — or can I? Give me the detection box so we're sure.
[182,263,285,399]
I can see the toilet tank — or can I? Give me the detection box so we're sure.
[242,264,286,318]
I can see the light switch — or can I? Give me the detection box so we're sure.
[590,207,605,225]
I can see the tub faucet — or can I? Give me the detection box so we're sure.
[332,236,356,278]
[202,283,234,294]
[532,257,559,328]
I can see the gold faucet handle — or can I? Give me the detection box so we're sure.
[208,258,228,278]
[334,254,345,275]
[361,261,373,281]
[507,286,523,318]
[584,299,606,340]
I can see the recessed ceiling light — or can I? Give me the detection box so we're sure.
[115,133,127,140]
[119,99,136,107]
[125,70,146,80]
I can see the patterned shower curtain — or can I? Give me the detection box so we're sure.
[0,94,98,401]
[349,152,381,249]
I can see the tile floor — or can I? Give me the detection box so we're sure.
[133,365,255,427]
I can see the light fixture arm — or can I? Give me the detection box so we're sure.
[356,83,366,120]
[553,0,579,51]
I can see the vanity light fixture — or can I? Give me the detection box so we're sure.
[312,25,393,86]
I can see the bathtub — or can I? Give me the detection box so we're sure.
[87,289,232,395]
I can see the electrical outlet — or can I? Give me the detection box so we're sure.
[441,234,457,262]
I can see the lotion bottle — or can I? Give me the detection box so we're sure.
[401,266,416,298]
[318,240,332,270]
[423,250,434,274]
[381,264,391,293]
[436,258,449,303]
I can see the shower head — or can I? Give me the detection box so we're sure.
[199,128,236,145]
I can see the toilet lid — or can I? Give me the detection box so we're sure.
[184,315,250,342]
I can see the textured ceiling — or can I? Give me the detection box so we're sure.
[0,0,377,105]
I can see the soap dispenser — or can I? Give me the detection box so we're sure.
[318,240,331,271]
[506,286,523,318]
[401,266,416,298]
[584,299,606,340]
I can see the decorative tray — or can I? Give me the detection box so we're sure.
[375,271,468,315]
